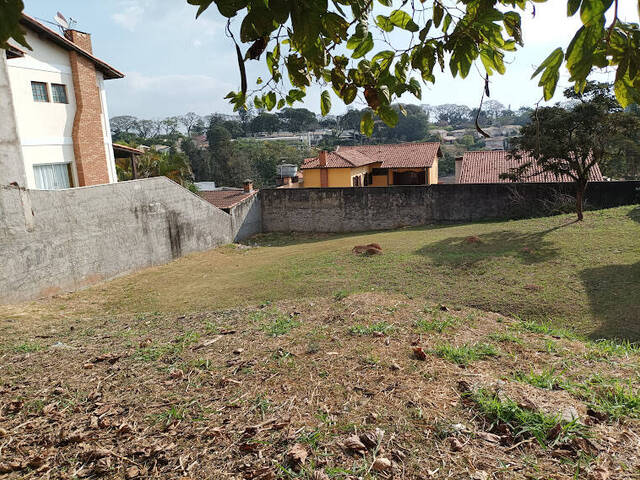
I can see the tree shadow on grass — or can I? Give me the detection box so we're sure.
[628,206,640,224]
[581,262,640,341]
[414,221,577,266]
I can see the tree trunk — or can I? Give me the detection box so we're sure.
[576,183,585,221]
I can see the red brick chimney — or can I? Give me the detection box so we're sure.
[319,150,328,167]
[243,180,254,193]
[64,29,93,53]
[65,29,110,186]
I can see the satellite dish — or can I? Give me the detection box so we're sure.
[54,12,69,31]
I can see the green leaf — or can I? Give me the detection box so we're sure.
[442,14,452,34]
[351,32,374,59]
[408,78,422,99]
[0,0,29,49]
[360,111,374,136]
[567,0,582,16]
[580,0,612,26]
[377,0,392,5]
[372,50,395,70]
[389,10,419,32]
[378,104,399,127]
[264,91,277,110]
[342,84,357,104]
[614,69,640,107]
[277,98,285,109]
[531,48,564,100]
[320,90,332,116]
[433,1,444,27]
[321,12,349,42]
[375,15,394,32]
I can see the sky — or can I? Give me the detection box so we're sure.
[23,0,638,120]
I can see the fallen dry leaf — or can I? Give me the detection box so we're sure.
[343,435,367,455]
[412,346,427,360]
[372,457,392,472]
[286,443,307,470]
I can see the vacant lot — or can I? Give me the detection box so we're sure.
[0,205,639,479]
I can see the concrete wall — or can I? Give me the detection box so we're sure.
[0,177,233,304]
[0,53,27,187]
[261,182,640,233]
[230,194,262,242]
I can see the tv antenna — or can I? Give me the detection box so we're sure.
[53,12,77,33]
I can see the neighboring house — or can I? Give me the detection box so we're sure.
[197,180,262,241]
[197,181,258,213]
[301,142,442,187]
[456,150,604,183]
[4,14,124,190]
[113,143,143,180]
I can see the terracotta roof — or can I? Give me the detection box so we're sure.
[301,142,442,169]
[18,14,124,80]
[458,150,604,184]
[198,189,257,209]
[113,143,144,155]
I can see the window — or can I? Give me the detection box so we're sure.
[33,164,72,190]
[372,168,387,176]
[31,81,49,102]
[51,84,68,104]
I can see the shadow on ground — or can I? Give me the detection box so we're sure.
[414,222,577,265]
[581,261,640,341]
[628,206,640,224]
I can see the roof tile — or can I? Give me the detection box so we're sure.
[459,150,604,183]
[301,142,441,169]
[198,189,257,209]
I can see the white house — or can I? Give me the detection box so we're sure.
[4,14,124,190]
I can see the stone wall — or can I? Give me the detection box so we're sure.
[0,177,233,303]
[261,182,640,233]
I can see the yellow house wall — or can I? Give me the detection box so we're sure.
[302,168,321,187]
[429,156,439,184]
[371,175,388,187]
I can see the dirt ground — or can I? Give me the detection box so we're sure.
[1,293,639,479]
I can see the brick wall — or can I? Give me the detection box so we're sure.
[66,31,110,186]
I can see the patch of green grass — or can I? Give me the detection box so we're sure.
[585,339,640,360]
[516,320,578,340]
[349,321,393,336]
[433,342,499,366]
[13,341,42,353]
[252,308,301,337]
[468,388,587,447]
[333,290,349,301]
[512,367,567,390]
[571,376,640,419]
[488,332,523,344]
[415,314,457,333]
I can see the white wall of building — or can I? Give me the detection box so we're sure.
[7,28,119,189]
[7,30,78,189]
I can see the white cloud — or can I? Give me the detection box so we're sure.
[110,2,147,32]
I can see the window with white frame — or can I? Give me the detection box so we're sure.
[31,81,49,102]
[33,164,72,190]
[51,83,68,104]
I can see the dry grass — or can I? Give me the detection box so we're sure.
[1,293,639,479]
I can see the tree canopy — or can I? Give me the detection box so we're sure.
[169,0,639,133]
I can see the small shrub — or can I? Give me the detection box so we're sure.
[415,315,457,333]
[433,342,499,366]
[517,320,577,339]
[333,290,348,301]
[252,308,300,337]
[585,339,640,360]
[14,342,42,353]
[513,367,566,390]
[488,332,523,344]
[571,376,640,419]
[468,388,587,447]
